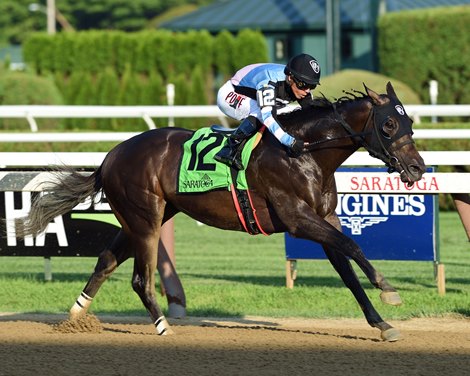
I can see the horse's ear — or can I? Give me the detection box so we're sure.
[386,81,398,99]
[363,83,384,105]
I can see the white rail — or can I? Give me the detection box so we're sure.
[0,105,224,118]
[405,104,470,117]
[405,105,470,124]
[0,132,139,142]
[1,151,469,168]
[0,105,228,131]
[0,128,469,142]
[0,106,467,189]
[0,104,469,131]
[1,104,469,117]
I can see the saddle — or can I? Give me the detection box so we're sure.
[211,125,268,235]
[178,126,268,235]
[210,124,236,135]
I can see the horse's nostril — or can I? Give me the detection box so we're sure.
[409,164,424,177]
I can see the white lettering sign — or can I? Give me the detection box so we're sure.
[4,192,67,247]
[336,194,427,235]
[336,194,426,216]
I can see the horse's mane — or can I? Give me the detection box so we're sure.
[278,89,369,124]
[312,89,369,109]
[278,89,370,131]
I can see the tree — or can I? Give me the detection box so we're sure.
[234,29,269,71]
[0,0,214,45]
[0,0,44,45]
[213,30,235,79]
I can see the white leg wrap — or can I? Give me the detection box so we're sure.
[70,291,93,318]
[154,316,170,335]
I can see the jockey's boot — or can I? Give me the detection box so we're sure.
[214,116,258,170]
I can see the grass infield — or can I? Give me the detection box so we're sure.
[0,211,468,320]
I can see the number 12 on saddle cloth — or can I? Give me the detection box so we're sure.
[177,127,263,194]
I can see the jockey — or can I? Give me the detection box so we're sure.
[215,53,321,170]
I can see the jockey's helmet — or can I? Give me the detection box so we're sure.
[284,53,321,86]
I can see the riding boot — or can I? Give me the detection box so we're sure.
[214,116,258,170]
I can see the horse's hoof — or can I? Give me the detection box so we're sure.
[160,327,175,336]
[381,327,401,342]
[168,303,186,319]
[380,291,402,306]
[69,308,85,321]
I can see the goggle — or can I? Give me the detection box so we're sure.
[291,76,317,90]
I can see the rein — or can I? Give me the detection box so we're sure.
[301,101,411,174]
[301,102,372,151]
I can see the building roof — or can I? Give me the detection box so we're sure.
[161,0,370,31]
[160,0,470,32]
[386,0,470,11]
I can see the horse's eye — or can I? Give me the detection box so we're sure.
[381,118,395,139]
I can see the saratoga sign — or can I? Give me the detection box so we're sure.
[285,168,437,261]
[334,169,469,194]
[347,174,438,192]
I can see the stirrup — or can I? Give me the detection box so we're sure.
[215,154,243,171]
[230,157,244,171]
[215,148,243,170]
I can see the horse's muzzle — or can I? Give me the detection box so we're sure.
[388,136,426,186]
[396,157,426,186]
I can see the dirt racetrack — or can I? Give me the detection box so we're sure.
[1,313,469,376]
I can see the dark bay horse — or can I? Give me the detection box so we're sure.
[17,82,425,341]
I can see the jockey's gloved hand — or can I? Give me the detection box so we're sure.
[288,139,304,158]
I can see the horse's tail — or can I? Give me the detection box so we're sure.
[15,166,103,239]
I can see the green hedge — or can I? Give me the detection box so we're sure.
[23,29,268,79]
[378,6,470,106]
[22,29,268,130]
[0,68,64,129]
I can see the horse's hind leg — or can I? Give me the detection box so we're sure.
[108,192,173,335]
[130,226,173,335]
[69,230,132,320]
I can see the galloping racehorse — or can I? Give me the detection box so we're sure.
[18,82,425,341]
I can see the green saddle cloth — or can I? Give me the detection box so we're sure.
[178,127,258,193]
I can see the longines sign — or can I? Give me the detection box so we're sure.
[285,168,437,262]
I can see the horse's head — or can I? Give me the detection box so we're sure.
[362,82,425,185]
[277,83,425,185]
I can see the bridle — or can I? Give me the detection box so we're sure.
[303,99,415,174]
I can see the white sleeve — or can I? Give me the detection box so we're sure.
[257,85,294,146]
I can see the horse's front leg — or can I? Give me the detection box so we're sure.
[324,213,402,306]
[290,208,401,304]
[320,213,401,341]
[323,248,400,341]
[285,206,402,339]
[333,234,403,306]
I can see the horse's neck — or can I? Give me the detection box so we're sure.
[290,98,371,175]
[282,97,371,138]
